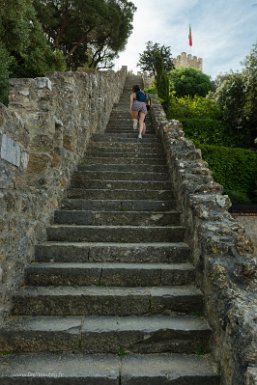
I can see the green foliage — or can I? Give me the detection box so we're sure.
[182,119,229,146]
[34,0,136,69]
[199,144,257,203]
[211,72,245,129]
[116,347,128,357]
[182,118,251,148]
[10,16,66,77]
[0,44,12,105]
[137,41,174,77]
[0,0,31,53]
[169,67,213,97]
[157,72,174,113]
[0,0,134,88]
[144,82,157,95]
[210,41,257,145]
[151,40,257,204]
[168,95,221,120]
[0,0,66,85]
[242,41,257,141]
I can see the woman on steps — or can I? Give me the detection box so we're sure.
[129,85,147,140]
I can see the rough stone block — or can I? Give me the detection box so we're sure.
[246,367,257,385]
[36,77,52,90]
[0,134,20,167]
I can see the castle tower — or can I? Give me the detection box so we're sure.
[173,52,203,71]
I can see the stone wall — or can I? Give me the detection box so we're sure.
[150,102,257,385]
[0,67,127,324]
[233,215,257,255]
[173,51,203,71]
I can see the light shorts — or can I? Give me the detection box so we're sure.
[132,100,147,115]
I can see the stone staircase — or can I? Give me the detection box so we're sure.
[0,74,220,384]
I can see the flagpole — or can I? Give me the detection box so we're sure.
[188,24,193,48]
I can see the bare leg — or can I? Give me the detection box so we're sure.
[142,122,146,135]
[130,111,139,130]
[138,112,146,138]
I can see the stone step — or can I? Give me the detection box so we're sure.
[77,163,168,173]
[105,124,154,129]
[61,199,175,211]
[12,285,204,316]
[65,189,173,201]
[106,122,153,128]
[92,134,160,143]
[54,209,180,225]
[91,132,156,138]
[25,262,195,287]
[0,314,211,354]
[69,179,171,190]
[46,224,185,243]
[89,141,163,151]
[106,128,155,134]
[34,241,191,264]
[71,170,170,181]
[107,121,153,125]
[108,112,152,117]
[82,156,166,165]
[86,150,164,158]
[106,115,152,121]
[106,119,153,124]
[90,136,157,146]
[106,114,147,119]
[0,352,220,384]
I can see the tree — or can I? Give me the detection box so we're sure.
[0,44,12,104]
[212,72,245,129]
[137,41,174,78]
[210,41,257,145]
[34,0,136,69]
[0,0,66,79]
[169,67,213,98]
[242,41,257,142]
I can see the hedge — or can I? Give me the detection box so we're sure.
[198,144,257,203]
[181,118,251,148]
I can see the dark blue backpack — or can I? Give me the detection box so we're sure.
[136,90,146,102]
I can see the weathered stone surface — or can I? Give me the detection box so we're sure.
[150,101,257,385]
[12,286,203,316]
[35,242,190,264]
[246,366,257,385]
[0,314,211,354]
[0,68,127,322]
[24,262,194,287]
[0,353,120,384]
[0,133,21,167]
[121,354,219,385]
[234,215,257,255]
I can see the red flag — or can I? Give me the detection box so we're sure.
[188,24,193,46]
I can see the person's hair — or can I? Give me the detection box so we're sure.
[132,85,140,92]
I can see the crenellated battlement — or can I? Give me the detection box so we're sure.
[174,52,203,71]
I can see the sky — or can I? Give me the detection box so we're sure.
[113,0,257,80]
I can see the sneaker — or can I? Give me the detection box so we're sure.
[138,133,142,140]
[133,120,138,130]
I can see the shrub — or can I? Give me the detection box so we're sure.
[169,67,213,97]
[199,144,257,203]
[168,95,221,120]
[182,118,251,148]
